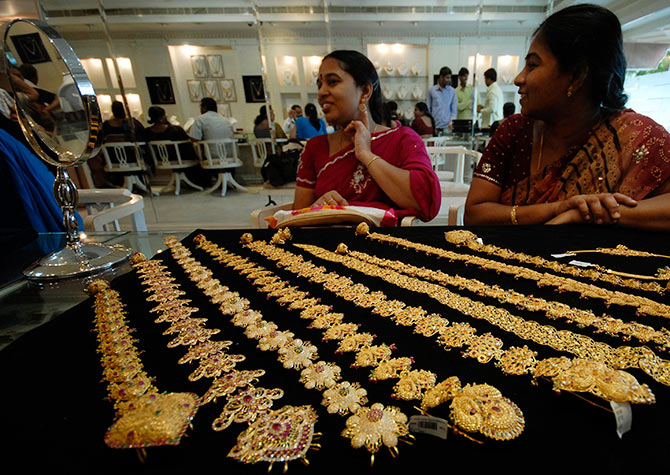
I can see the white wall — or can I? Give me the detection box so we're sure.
[625,70,670,131]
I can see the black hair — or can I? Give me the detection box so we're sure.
[19,63,37,83]
[254,105,268,127]
[534,3,627,110]
[322,50,382,124]
[290,104,302,112]
[200,97,217,112]
[304,103,320,131]
[414,101,436,136]
[484,68,497,82]
[458,67,469,77]
[439,66,452,77]
[381,101,399,127]
[503,102,516,118]
[148,106,166,125]
[111,101,126,119]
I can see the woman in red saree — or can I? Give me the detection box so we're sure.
[293,50,440,225]
[465,5,670,230]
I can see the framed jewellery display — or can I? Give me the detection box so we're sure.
[146,76,176,104]
[242,75,265,103]
[206,54,224,77]
[10,31,51,64]
[218,102,232,117]
[3,19,131,279]
[187,79,204,102]
[219,78,237,102]
[190,54,208,78]
[203,79,220,102]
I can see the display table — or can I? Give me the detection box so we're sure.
[2,225,669,473]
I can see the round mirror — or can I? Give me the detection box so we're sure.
[3,18,102,167]
[3,18,130,280]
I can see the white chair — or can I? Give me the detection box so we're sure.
[147,140,203,195]
[101,142,157,195]
[250,138,290,168]
[194,139,248,197]
[78,188,147,232]
[426,146,482,184]
[250,201,418,228]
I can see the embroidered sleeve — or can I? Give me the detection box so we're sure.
[296,139,317,188]
[474,115,527,187]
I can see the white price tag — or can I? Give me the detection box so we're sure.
[409,415,449,440]
[551,253,576,258]
[568,260,597,268]
[610,401,632,438]
[476,238,484,245]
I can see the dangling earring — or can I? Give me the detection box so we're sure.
[567,86,573,98]
[359,102,367,112]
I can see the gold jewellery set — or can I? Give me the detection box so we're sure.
[243,229,656,405]
[171,234,417,466]
[192,233,526,457]
[445,230,670,291]
[85,279,199,458]
[129,249,320,471]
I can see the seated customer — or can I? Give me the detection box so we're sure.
[292,103,327,139]
[488,102,515,137]
[143,106,197,161]
[411,101,435,137]
[465,4,670,230]
[253,105,287,139]
[294,50,441,224]
[189,97,235,157]
[102,101,144,142]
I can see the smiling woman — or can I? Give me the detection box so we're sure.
[464,4,670,231]
[292,50,441,225]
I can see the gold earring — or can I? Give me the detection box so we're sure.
[359,102,367,112]
[567,86,573,98]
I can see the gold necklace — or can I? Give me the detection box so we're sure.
[536,129,544,172]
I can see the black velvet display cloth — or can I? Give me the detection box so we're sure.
[2,225,670,474]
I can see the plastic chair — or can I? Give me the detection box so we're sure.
[101,142,157,195]
[194,139,247,197]
[250,201,418,228]
[426,146,482,184]
[147,140,203,195]
[78,188,147,232]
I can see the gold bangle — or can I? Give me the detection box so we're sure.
[510,205,519,225]
[365,155,380,168]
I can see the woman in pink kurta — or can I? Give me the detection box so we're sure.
[293,50,440,225]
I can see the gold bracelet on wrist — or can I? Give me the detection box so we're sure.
[510,205,519,225]
[365,155,380,168]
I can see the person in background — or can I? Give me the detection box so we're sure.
[410,102,435,137]
[381,101,403,128]
[294,49,440,225]
[488,102,515,137]
[427,66,457,134]
[456,67,473,120]
[188,97,234,157]
[19,64,59,114]
[254,105,287,139]
[293,103,327,139]
[465,4,670,230]
[477,68,504,129]
[102,100,144,142]
[282,104,303,135]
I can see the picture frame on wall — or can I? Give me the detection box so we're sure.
[242,75,265,103]
[10,33,51,64]
[186,79,203,102]
[218,103,232,118]
[190,55,208,78]
[219,79,237,102]
[145,76,176,104]
[202,80,220,102]
[206,55,224,77]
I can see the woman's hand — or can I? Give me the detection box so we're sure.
[554,193,637,224]
[343,118,373,163]
[311,190,349,207]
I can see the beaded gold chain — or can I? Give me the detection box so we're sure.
[446,230,669,290]
[86,279,199,454]
[341,246,670,351]
[361,229,670,318]
[190,234,527,444]
[294,241,670,388]
[232,230,655,405]
[131,252,319,470]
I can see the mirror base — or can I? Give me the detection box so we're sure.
[23,243,132,280]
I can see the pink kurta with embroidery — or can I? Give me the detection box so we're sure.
[296,126,441,222]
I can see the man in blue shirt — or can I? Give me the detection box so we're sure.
[427,66,457,134]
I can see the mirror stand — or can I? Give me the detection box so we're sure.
[23,168,131,280]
